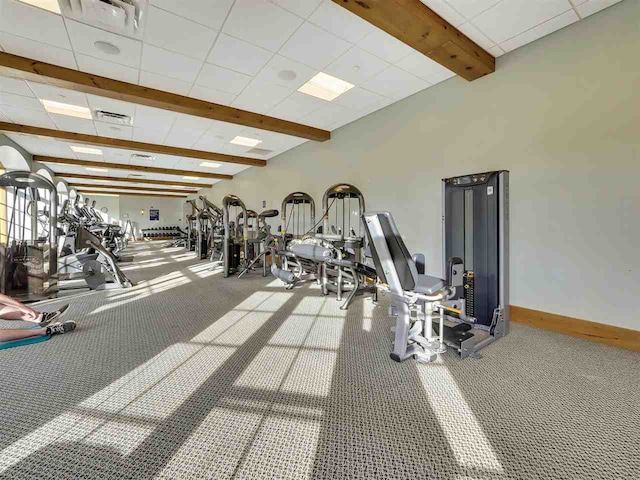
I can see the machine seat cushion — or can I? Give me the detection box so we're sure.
[414,274,446,295]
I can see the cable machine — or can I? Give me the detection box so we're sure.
[220,195,248,278]
[318,183,368,302]
[440,170,509,358]
[280,192,315,241]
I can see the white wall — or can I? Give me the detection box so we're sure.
[119,195,185,238]
[87,194,120,225]
[198,2,639,331]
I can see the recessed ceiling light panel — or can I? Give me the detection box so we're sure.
[199,162,221,168]
[230,136,262,147]
[183,176,200,180]
[85,167,109,173]
[298,72,354,101]
[71,146,103,155]
[18,0,60,14]
[42,100,92,119]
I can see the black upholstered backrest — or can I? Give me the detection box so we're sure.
[362,212,416,292]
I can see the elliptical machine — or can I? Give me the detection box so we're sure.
[56,195,133,290]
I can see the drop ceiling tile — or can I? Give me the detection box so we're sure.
[501,10,579,52]
[218,143,252,157]
[0,32,77,69]
[268,92,327,122]
[75,54,140,84]
[27,83,89,106]
[325,46,390,85]
[133,127,169,145]
[329,98,394,129]
[358,29,414,64]
[148,154,181,169]
[36,138,77,158]
[192,135,225,153]
[271,0,324,18]
[95,121,134,140]
[49,114,97,135]
[308,0,374,43]
[0,111,10,123]
[333,87,386,111]
[65,20,142,68]
[472,0,573,45]
[362,66,430,101]
[420,0,466,26]
[444,0,501,19]
[207,33,273,76]
[0,106,57,128]
[141,44,203,83]
[302,102,349,129]
[243,129,307,150]
[0,92,44,111]
[457,22,496,50]
[0,0,71,49]
[576,0,622,18]
[150,0,234,30]
[189,85,237,106]
[222,0,304,52]
[164,114,212,148]
[279,21,351,70]
[86,95,136,119]
[134,105,177,131]
[139,71,192,95]
[254,55,317,89]
[201,120,246,144]
[195,63,252,95]
[144,6,217,61]
[396,50,455,83]
[0,78,33,97]
[231,79,293,114]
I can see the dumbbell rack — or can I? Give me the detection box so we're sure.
[142,226,182,240]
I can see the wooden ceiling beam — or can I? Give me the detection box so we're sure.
[68,183,197,194]
[34,155,231,180]
[77,190,188,199]
[0,122,264,167]
[0,52,330,142]
[54,173,211,188]
[332,0,495,81]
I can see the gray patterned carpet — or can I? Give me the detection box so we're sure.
[0,242,638,480]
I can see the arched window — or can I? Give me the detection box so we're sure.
[57,181,69,215]
[36,169,55,241]
[0,146,31,244]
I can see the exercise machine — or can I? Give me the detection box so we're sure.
[441,170,509,358]
[217,195,249,277]
[270,191,319,286]
[238,208,279,278]
[199,196,224,262]
[0,171,58,301]
[274,184,376,309]
[185,200,199,251]
[363,170,509,363]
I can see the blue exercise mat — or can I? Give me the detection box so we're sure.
[0,326,50,351]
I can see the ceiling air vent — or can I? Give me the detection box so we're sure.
[62,0,146,39]
[247,148,274,156]
[127,173,145,178]
[95,110,133,126]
